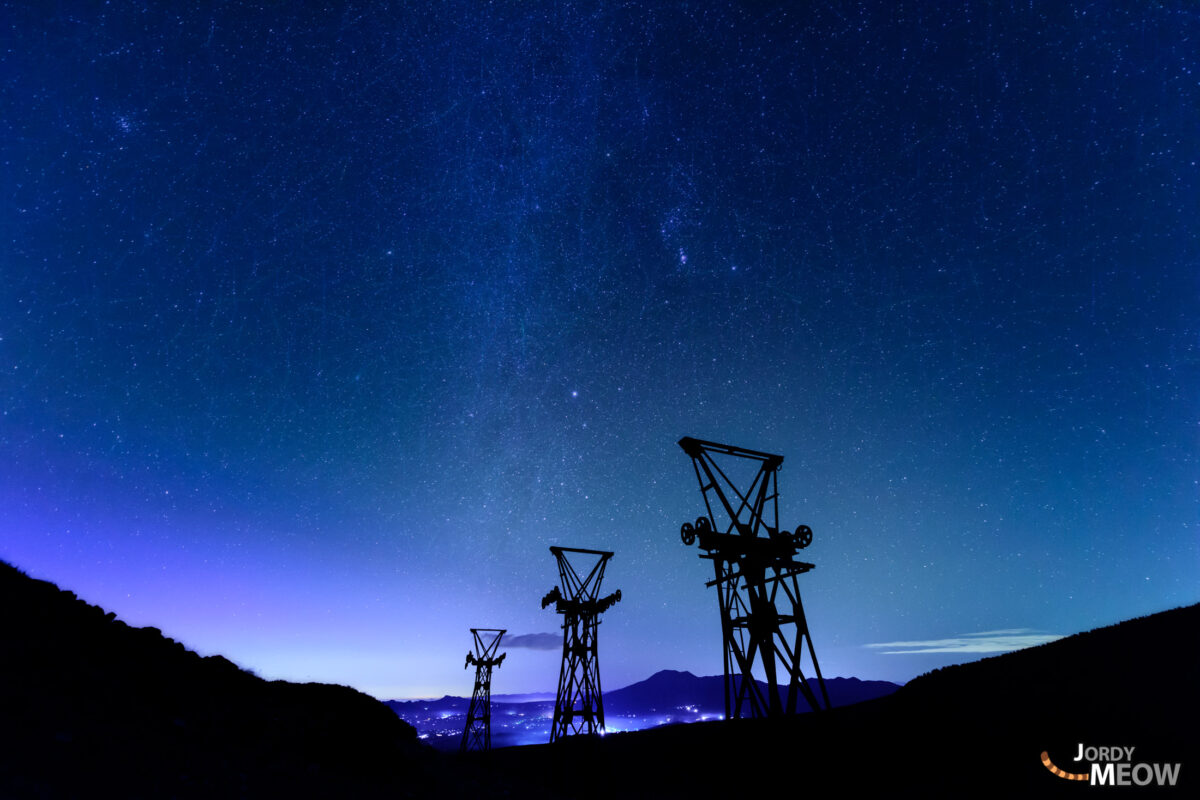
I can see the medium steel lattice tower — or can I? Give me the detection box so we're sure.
[541,546,621,742]
[677,436,830,719]
[459,628,506,753]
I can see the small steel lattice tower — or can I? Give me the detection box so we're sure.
[677,436,830,720]
[460,628,506,753]
[541,546,621,742]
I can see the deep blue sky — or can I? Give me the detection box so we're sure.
[3,2,1197,698]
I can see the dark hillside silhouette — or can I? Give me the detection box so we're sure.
[467,603,1200,797]
[6,556,1195,797]
[0,560,429,798]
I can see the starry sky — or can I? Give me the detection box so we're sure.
[3,2,1197,699]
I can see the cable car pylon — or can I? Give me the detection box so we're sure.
[541,546,621,741]
[460,628,506,752]
[677,436,830,719]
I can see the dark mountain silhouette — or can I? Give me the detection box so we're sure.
[462,604,1200,797]
[602,669,900,716]
[389,670,897,718]
[0,560,432,798]
[6,556,1195,797]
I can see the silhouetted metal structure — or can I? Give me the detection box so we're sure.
[459,628,506,753]
[541,546,621,742]
[677,436,830,720]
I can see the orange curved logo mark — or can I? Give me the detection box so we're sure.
[1041,751,1088,781]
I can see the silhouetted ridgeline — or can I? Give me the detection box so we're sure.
[900,603,1200,721]
[602,669,899,716]
[6,557,1195,798]
[469,603,1200,797]
[0,560,429,798]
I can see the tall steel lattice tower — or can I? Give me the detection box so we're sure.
[677,436,830,719]
[459,628,506,753]
[540,546,621,742]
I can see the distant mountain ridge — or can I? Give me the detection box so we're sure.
[604,669,900,715]
[387,668,901,749]
[390,669,899,712]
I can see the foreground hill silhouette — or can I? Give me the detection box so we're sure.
[0,560,430,798]
[470,604,1200,797]
[5,557,1195,798]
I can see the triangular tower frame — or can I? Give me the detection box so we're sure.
[541,546,621,742]
[677,436,830,719]
[460,628,506,752]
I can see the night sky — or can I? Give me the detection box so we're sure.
[3,2,1197,699]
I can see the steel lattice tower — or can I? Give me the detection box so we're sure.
[677,436,830,720]
[459,628,506,753]
[540,546,621,742]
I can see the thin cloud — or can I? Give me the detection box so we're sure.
[501,632,561,651]
[961,628,1039,637]
[864,629,1063,655]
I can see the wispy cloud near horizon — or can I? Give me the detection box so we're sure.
[864,628,1064,655]
[498,632,560,651]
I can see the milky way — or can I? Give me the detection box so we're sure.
[3,2,1197,697]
